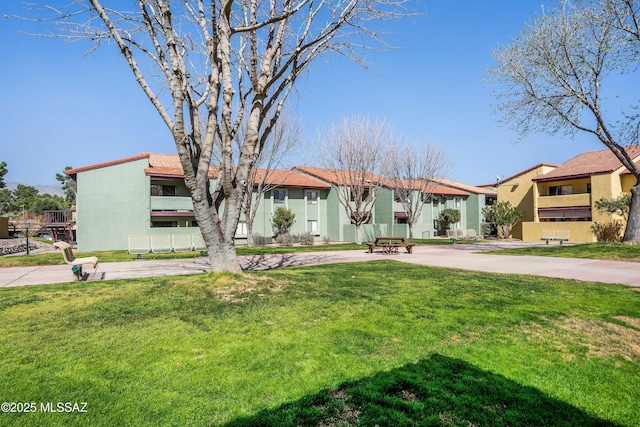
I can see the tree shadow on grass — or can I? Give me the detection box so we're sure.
[222,354,619,427]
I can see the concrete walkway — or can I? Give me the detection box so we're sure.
[1,242,639,288]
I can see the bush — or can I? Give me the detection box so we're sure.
[591,221,623,242]
[438,208,461,231]
[322,235,331,244]
[252,233,266,246]
[275,232,293,246]
[271,207,295,236]
[300,232,315,245]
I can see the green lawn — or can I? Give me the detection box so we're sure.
[0,261,638,426]
[489,242,640,261]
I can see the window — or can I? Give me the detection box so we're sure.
[455,198,461,208]
[306,191,318,205]
[273,190,286,204]
[351,188,370,202]
[549,185,572,196]
[236,221,247,236]
[151,184,176,196]
[587,183,592,194]
[307,220,318,233]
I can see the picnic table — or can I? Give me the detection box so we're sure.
[366,237,415,255]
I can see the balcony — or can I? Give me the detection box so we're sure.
[537,193,591,209]
[150,196,194,211]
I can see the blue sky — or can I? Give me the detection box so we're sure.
[0,1,616,188]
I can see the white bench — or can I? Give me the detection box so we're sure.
[541,229,570,245]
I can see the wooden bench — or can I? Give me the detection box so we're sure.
[540,229,570,245]
[53,241,99,280]
[366,237,415,254]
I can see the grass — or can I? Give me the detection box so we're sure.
[0,261,638,426]
[489,242,640,261]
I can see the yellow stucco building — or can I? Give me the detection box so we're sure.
[498,146,640,243]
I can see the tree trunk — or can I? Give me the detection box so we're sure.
[355,223,362,244]
[408,222,414,239]
[189,178,243,274]
[208,238,242,273]
[623,183,640,243]
[246,219,254,246]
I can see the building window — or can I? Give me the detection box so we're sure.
[351,188,370,202]
[307,220,318,233]
[455,198,461,208]
[236,221,247,236]
[587,183,591,194]
[307,191,318,205]
[151,184,176,196]
[273,190,286,204]
[549,185,572,196]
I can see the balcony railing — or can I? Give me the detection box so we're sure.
[150,196,194,211]
[44,210,74,226]
[538,193,591,209]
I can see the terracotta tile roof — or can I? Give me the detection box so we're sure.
[430,178,497,196]
[533,146,640,182]
[65,152,219,179]
[293,166,384,187]
[145,153,218,179]
[65,153,151,177]
[252,169,331,188]
[383,178,470,196]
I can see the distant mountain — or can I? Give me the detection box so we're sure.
[5,182,64,197]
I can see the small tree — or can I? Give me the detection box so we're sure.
[271,207,295,237]
[595,193,632,222]
[438,208,460,232]
[239,112,300,246]
[319,116,393,244]
[388,143,450,238]
[482,201,524,239]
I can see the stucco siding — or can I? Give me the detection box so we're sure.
[76,158,150,251]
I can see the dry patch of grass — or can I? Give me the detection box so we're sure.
[522,316,640,362]
[189,273,293,302]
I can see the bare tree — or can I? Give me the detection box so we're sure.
[240,112,300,246]
[320,116,393,244]
[488,0,640,243]
[30,0,408,272]
[387,143,450,238]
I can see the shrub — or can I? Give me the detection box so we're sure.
[271,207,295,236]
[322,235,331,244]
[252,233,266,246]
[300,232,315,245]
[591,221,623,242]
[438,208,460,231]
[275,232,293,246]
